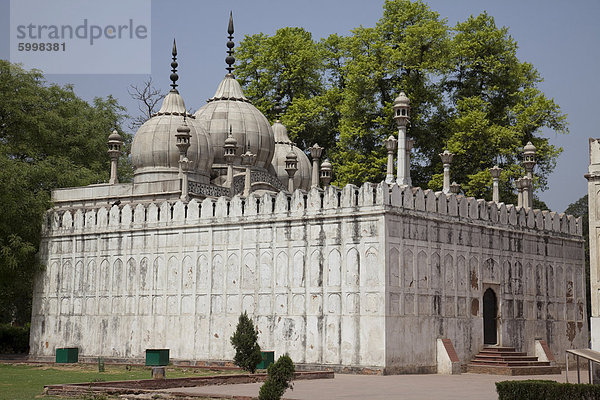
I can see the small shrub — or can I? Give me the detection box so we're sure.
[258,354,295,400]
[230,311,262,373]
[496,379,600,400]
[0,323,30,354]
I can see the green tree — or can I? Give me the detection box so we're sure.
[0,61,129,324]
[258,354,295,400]
[235,0,567,205]
[430,12,566,199]
[230,311,262,373]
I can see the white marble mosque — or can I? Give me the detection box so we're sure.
[29,15,588,374]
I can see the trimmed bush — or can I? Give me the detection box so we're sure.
[258,354,295,400]
[496,379,600,400]
[0,323,30,354]
[230,311,262,373]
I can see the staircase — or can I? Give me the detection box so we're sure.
[467,346,561,375]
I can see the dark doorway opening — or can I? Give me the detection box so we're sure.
[483,288,497,345]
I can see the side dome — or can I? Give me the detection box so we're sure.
[193,74,275,172]
[131,90,213,184]
[270,119,311,191]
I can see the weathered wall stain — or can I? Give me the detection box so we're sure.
[471,299,479,316]
[470,270,479,290]
[566,321,576,343]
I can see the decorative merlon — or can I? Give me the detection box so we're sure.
[45,182,583,237]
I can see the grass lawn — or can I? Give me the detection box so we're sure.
[0,362,239,400]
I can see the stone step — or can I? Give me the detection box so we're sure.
[480,346,518,352]
[468,345,561,376]
[476,353,529,358]
[479,347,525,353]
[470,359,552,367]
[466,364,562,376]
[474,354,539,362]
[480,349,526,355]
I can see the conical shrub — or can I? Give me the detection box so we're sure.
[230,311,262,373]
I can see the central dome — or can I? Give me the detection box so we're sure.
[193,74,275,172]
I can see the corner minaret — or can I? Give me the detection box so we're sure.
[320,159,332,187]
[175,117,191,201]
[108,129,123,184]
[393,91,411,186]
[384,135,398,184]
[310,144,324,188]
[439,149,454,194]
[522,141,536,209]
[285,144,298,193]
[489,165,502,203]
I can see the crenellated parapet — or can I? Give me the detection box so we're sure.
[44,182,583,238]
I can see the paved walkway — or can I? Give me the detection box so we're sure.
[164,370,589,400]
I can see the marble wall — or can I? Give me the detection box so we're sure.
[30,182,587,371]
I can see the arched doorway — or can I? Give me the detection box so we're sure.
[483,288,497,345]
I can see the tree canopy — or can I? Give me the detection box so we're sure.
[0,60,129,324]
[234,0,567,203]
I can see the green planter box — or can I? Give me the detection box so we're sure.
[55,347,78,363]
[145,349,169,366]
[257,351,274,370]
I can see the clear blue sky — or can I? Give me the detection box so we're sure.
[1,0,598,212]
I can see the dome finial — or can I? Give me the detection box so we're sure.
[225,11,236,74]
[273,81,283,119]
[170,38,179,91]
